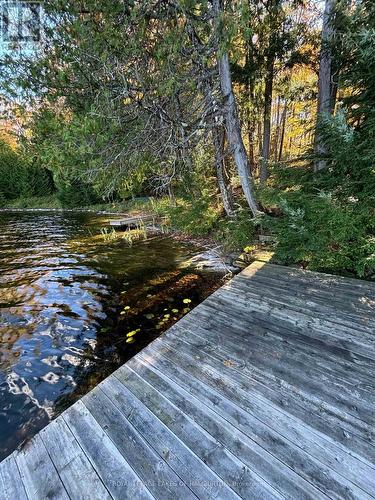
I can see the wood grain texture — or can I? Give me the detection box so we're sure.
[39,416,111,500]
[0,456,27,500]
[1,261,374,500]
[14,434,69,500]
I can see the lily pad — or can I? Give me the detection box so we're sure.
[126,328,140,338]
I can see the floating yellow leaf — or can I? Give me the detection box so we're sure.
[183,298,191,304]
[126,337,135,344]
[172,309,179,313]
[126,329,140,338]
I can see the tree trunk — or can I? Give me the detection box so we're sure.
[245,29,256,172]
[203,80,235,216]
[247,118,256,172]
[258,120,263,160]
[314,0,336,172]
[330,75,338,114]
[260,48,275,184]
[212,125,235,216]
[273,95,281,161]
[213,0,261,217]
[246,78,256,171]
[217,53,261,216]
[168,184,176,206]
[278,102,287,161]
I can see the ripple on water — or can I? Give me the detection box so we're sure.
[0,211,222,460]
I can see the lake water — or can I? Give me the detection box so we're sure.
[0,211,221,460]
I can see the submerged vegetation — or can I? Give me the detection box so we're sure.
[0,0,374,277]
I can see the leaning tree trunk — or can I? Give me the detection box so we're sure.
[217,52,261,217]
[212,0,260,216]
[314,0,336,172]
[203,80,235,216]
[212,125,235,216]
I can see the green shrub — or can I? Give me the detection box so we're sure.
[215,209,256,250]
[25,166,55,197]
[56,178,101,208]
[152,196,221,236]
[150,195,257,251]
[0,139,57,202]
[0,141,28,199]
[6,195,61,209]
[267,194,374,278]
[0,191,6,208]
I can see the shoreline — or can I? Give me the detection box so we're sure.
[1,206,246,273]
[0,207,130,215]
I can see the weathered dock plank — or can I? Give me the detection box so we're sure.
[99,376,240,500]
[1,261,375,499]
[14,434,69,500]
[115,364,283,499]
[109,214,155,228]
[82,388,198,500]
[39,417,111,500]
[0,456,27,500]
[63,401,154,500]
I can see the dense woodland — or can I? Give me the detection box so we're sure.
[0,0,374,277]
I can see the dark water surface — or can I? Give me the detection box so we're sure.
[0,211,222,459]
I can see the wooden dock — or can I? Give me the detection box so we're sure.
[109,215,156,228]
[1,261,375,499]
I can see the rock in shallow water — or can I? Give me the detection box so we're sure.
[182,250,240,273]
